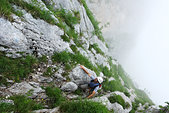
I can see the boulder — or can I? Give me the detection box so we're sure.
[8,82,44,95]
[61,82,78,92]
[32,74,53,83]
[0,99,14,105]
[108,77,115,81]
[69,65,97,85]
[33,107,60,113]
[67,94,79,99]
[92,96,113,110]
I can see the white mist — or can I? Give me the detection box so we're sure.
[87,0,169,105]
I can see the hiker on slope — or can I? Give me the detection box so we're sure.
[80,65,103,99]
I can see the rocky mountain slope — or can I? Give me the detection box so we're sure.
[0,0,167,113]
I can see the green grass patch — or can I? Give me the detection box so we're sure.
[0,0,13,20]
[74,88,83,95]
[7,0,56,24]
[79,0,105,42]
[61,34,70,42]
[42,1,80,28]
[0,51,51,83]
[60,99,110,113]
[56,8,80,29]
[89,43,105,56]
[52,51,100,76]
[70,45,78,53]
[65,63,72,71]
[0,0,24,21]
[102,78,129,97]
[129,100,141,113]
[45,87,65,108]
[0,75,8,86]
[97,64,119,80]
[38,55,48,63]
[0,95,43,113]
[43,66,55,76]
[0,52,38,82]
[108,94,130,109]
[0,102,14,113]
[52,51,71,64]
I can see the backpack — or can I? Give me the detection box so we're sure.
[90,80,102,88]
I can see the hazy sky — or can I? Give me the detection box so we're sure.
[121,0,169,105]
[87,0,169,106]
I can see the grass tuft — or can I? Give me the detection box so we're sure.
[0,95,43,113]
[108,94,130,109]
[45,87,65,108]
[60,99,110,113]
[89,43,105,56]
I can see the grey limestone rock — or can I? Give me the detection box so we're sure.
[61,82,78,92]
[8,81,44,95]
[0,99,14,105]
[69,65,97,84]
[32,74,53,83]
[33,107,60,113]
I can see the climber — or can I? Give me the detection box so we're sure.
[80,65,103,99]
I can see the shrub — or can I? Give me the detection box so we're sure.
[108,94,130,109]
[9,95,43,113]
[0,102,14,112]
[8,0,56,24]
[65,63,72,71]
[60,99,110,113]
[43,66,53,76]
[0,75,8,86]
[0,0,13,20]
[74,88,83,95]
[102,78,129,95]
[52,51,100,76]
[89,43,104,56]
[130,102,139,113]
[57,8,80,29]
[0,52,52,83]
[52,51,71,63]
[0,52,38,82]
[98,65,112,77]
[124,91,131,98]
[61,35,70,42]
[97,64,119,80]
[70,45,78,53]
[45,87,65,108]
[38,55,48,63]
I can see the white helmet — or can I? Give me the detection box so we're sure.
[97,77,103,84]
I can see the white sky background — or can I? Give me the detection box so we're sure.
[122,0,169,105]
[87,0,169,106]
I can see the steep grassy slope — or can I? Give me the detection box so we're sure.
[0,0,154,112]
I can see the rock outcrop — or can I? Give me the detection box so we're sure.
[0,0,158,113]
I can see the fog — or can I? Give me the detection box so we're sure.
[87,0,169,105]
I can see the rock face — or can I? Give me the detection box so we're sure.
[69,65,97,84]
[33,107,60,113]
[61,82,78,92]
[8,82,44,95]
[92,91,132,113]
[0,15,71,58]
[0,0,155,113]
